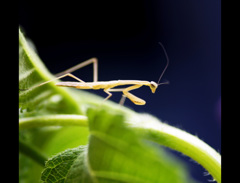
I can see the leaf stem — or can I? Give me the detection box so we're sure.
[19,139,48,167]
[19,114,88,130]
[129,114,221,183]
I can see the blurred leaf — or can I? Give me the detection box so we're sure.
[41,109,196,183]
[19,28,81,115]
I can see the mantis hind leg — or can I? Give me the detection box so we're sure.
[22,73,86,91]
[21,58,97,91]
[55,57,98,82]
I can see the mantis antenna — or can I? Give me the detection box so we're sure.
[157,42,169,85]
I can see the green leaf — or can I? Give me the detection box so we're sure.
[41,146,91,183]
[41,109,196,183]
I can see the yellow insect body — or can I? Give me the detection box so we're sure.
[55,80,158,105]
[56,80,155,91]
[23,43,169,106]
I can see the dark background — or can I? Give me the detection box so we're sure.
[19,0,221,182]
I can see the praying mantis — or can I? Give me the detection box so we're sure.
[22,43,169,105]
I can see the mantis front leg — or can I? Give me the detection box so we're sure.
[107,85,145,105]
[123,85,145,105]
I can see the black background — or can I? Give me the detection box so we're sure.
[19,0,221,182]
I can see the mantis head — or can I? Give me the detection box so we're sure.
[150,81,158,93]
